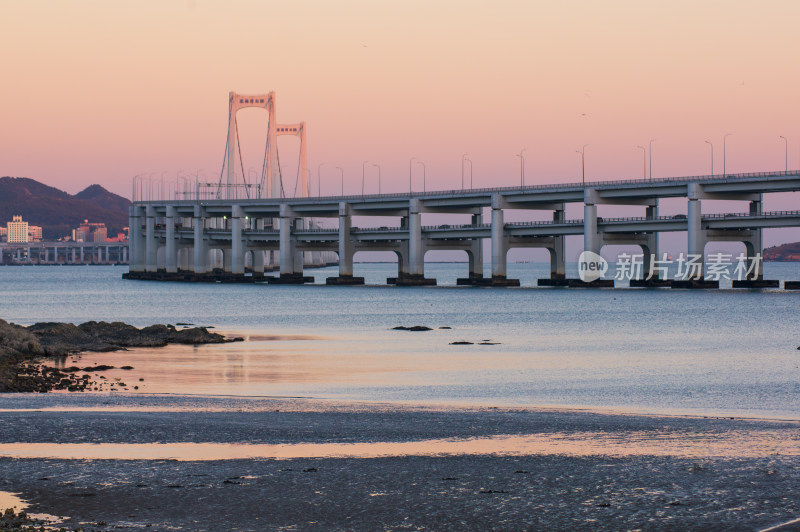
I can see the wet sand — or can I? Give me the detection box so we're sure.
[1,393,799,530]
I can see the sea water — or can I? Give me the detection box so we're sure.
[1,263,799,419]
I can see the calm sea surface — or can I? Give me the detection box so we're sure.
[1,263,799,419]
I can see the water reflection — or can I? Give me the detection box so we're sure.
[0,430,796,460]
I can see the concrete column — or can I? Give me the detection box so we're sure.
[223,249,232,272]
[408,199,424,276]
[279,204,295,276]
[293,218,304,275]
[80,246,84,263]
[231,205,244,274]
[551,207,566,278]
[583,203,600,254]
[491,203,506,278]
[469,213,484,278]
[338,202,354,276]
[193,205,207,274]
[687,190,704,279]
[746,195,763,279]
[643,203,660,278]
[131,206,146,271]
[145,205,157,272]
[44,248,49,263]
[122,246,128,264]
[252,250,265,276]
[165,205,178,273]
[396,243,409,278]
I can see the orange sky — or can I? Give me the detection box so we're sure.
[1,0,799,204]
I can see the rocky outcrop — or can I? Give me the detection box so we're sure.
[1,319,241,392]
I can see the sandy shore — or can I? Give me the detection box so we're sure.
[1,393,799,531]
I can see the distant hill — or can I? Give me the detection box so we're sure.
[0,177,130,240]
[763,242,800,262]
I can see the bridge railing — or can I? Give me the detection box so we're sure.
[134,169,800,205]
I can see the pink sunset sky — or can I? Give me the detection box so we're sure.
[1,0,799,254]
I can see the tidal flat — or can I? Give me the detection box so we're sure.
[1,393,799,531]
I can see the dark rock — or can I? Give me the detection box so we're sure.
[438,326,452,329]
[449,341,474,345]
[392,325,432,331]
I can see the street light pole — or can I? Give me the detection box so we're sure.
[780,136,788,171]
[372,163,381,194]
[317,162,325,197]
[723,133,732,177]
[636,146,646,180]
[648,138,656,181]
[409,157,415,193]
[517,148,527,187]
[704,140,714,175]
[461,153,468,190]
[576,145,588,185]
[362,160,368,195]
[336,166,344,195]
[465,158,473,189]
[417,161,426,192]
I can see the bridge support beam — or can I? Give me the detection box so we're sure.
[193,206,208,275]
[327,202,364,285]
[394,199,435,285]
[270,204,313,284]
[733,195,778,288]
[252,250,265,278]
[231,205,245,275]
[630,203,671,287]
[484,196,519,286]
[456,213,489,285]
[129,205,145,272]
[672,184,717,288]
[165,206,178,273]
[145,205,158,273]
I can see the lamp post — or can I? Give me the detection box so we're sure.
[723,133,732,177]
[704,140,714,175]
[372,163,381,194]
[461,153,468,190]
[780,136,788,172]
[648,138,656,181]
[336,166,344,195]
[465,158,473,189]
[417,161,426,192]
[317,162,324,197]
[362,160,368,195]
[576,145,588,185]
[636,146,646,180]
[517,148,527,187]
[409,157,415,193]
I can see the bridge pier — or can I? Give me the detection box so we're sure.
[456,213,488,285]
[193,206,208,275]
[484,195,519,286]
[145,205,158,272]
[270,204,313,283]
[231,205,245,275]
[393,199,435,285]
[165,206,178,273]
[327,203,364,285]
